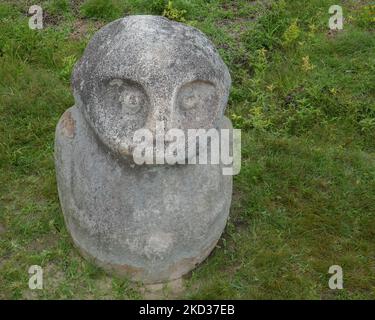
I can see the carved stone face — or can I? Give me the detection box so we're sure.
[72,15,231,158]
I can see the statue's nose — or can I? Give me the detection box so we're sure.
[144,102,175,135]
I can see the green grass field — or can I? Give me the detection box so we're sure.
[0,0,374,299]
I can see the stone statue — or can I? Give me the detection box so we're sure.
[55,15,233,283]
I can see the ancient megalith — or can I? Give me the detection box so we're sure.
[55,15,233,283]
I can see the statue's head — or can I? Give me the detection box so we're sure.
[72,15,231,158]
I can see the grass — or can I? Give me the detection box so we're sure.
[0,0,375,299]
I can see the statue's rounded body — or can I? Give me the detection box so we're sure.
[55,106,232,283]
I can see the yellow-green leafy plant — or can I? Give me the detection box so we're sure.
[163,1,187,22]
[283,19,301,46]
[59,55,76,81]
[355,4,375,29]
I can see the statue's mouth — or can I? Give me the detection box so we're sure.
[118,125,231,167]
[118,138,201,165]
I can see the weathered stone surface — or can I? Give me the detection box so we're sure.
[55,15,233,283]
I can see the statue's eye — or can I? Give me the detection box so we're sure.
[119,91,145,114]
[108,79,148,115]
[178,81,217,111]
[180,90,198,110]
